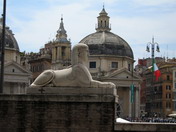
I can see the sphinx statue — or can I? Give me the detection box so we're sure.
[30,43,115,88]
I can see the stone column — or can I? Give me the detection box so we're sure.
[66,46,70,60]
[52,48,56,61]
[57,46,60,60]
[58,47,62,60]
[52,48,54,60]
[135,86,140,118]
[129,87,132,117]
[17,83,21,94]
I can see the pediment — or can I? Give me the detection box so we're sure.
[107,68,141,80]
[4,61,31,75]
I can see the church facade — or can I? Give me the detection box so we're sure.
[80,7,142,118]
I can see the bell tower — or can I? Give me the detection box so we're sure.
[96,6,111,32]
[52,16,71,70]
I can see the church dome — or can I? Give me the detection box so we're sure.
[0,19,19,51]
[80,31,133,58]
[80,7,133,59]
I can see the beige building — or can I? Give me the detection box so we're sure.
[0,19,31,94]
[80,7,141,118]
[172,66,176,114]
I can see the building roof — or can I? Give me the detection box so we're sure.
[0,18,19,51]
[80,31,133,58]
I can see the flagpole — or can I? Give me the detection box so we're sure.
[130,63,135,119]
[0,0,6,93]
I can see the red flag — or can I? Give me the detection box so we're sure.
[153,62,161,81]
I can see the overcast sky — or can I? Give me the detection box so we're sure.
[0,0,176,63]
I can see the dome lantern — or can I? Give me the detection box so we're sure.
[96,6,111,32]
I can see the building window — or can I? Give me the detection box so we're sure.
[89,62,96,68]
[166,85,171,90]
[111,62,118,69]
[128,64,131,71]
[101,20,102,27]
[166,102,171,109]
[167,75,170,80]
[166,93,171,99]
[169,93,171,99]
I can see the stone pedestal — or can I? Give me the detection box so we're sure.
[27,87,116,96]
[27,87,118,103]
[0,86,118,132]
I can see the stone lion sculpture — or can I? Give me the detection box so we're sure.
[30,43,115,88]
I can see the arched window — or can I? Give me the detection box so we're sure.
[62,46,66,58]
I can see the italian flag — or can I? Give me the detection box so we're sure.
[152,59,161,81]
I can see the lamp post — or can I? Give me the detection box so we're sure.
[0,0,6,93]
[146,37,160,117]
[146,37,160,62]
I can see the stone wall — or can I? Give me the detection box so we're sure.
[0,94,116,132]
[114,122,176,132]
[0,94,176,132]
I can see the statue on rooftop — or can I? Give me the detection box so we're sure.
[30,43,115,88]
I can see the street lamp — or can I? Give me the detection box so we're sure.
[146,37,160,59]
[0,0,6,93]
